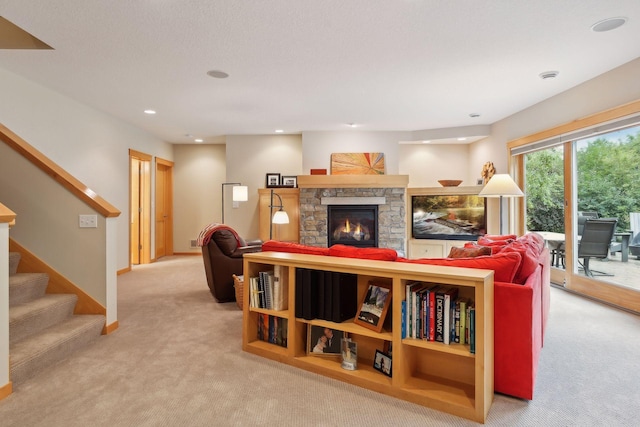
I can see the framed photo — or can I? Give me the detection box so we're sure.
[373,350,392,377]
[266,173,281,188]
[354,281,392,333]
[281,175,297,188]
[307,325,344,356]
[383,340,392,357]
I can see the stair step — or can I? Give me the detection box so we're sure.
[9,251,21,275]
[9,273,49,306]
[10,314,105,385]
[9,294,78,345]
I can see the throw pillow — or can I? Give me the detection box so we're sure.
[448,246,492,258]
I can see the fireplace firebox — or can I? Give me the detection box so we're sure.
[327,205,378,248]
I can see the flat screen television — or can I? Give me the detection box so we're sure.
[412,194,486,240]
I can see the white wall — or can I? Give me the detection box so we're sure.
[173,144,226,253]
[399,143,473,187]
[225,134,303,239]
[302,131,411,175]
[0,67,173,271]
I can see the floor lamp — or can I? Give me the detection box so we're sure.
[221,183,248,224]
[478,174,524,235]
[269,189,289,240]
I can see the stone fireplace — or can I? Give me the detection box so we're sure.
[297,175,408,253]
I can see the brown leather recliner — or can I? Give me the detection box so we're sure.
[201,228,262,302]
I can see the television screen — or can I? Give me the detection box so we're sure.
[412,194,486,240]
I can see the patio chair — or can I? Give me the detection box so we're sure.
[630,212,640,259]
[578,218,618,277]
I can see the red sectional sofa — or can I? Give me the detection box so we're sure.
[261,232,550,400]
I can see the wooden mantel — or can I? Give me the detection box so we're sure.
[297,174,409,188]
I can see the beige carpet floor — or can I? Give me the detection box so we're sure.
[0,255,639,426]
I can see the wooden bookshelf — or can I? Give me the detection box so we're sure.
[242,252,494,423]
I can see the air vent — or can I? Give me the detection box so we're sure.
[190,239,198,248]
[539,71,559,80]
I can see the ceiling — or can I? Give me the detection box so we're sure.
[1,1,640,144]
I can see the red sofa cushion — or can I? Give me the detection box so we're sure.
[328,244,398,261]
[398,251,522,283]
[261,240,330,256]
[499,234,544,285]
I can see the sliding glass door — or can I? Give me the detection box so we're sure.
[510,104,640,313]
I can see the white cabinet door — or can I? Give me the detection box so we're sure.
[408,240,445,259]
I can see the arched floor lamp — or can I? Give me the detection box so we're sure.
[270,190,289,239]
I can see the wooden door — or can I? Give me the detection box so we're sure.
[129,150,152,265]
[130,158,141,264]
[155,158,174,259]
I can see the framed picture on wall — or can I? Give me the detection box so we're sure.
[281,176,297,188]
[266,173,281,188]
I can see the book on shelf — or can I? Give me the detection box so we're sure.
[331,272,357,323]
[295,268,304,318]
[401,300,407,339]
[256,314,287,348]
[442,287,459,345]
[294,269,356,323]
[469,305,476,354]
[272,265,287,311]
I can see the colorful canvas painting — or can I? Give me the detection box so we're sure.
[330,153,385,175]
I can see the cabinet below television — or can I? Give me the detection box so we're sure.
[242,251,494,423]
[408,239,475,259]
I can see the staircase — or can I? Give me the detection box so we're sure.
[8,251,105,386]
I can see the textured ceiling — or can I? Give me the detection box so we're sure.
[1,1,640,144]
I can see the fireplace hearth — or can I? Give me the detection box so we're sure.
[328,205,378,248]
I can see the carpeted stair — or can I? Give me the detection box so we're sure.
[8,251,105,385]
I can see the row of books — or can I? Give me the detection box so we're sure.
[295,268,358,323]
[257,314,288,348]
[248,267,287,311]
[402,282,475,353]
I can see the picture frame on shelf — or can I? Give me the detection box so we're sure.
[307,325,344,356]
[383,340,392,357]
[373,350,392,377]
[354,281,392,333]
[281,175,297,188]
[266,173,281,188]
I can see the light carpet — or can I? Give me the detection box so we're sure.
[0,255,639,426]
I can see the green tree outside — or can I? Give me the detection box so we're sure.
[525,130,640,232]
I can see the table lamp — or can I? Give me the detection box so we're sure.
[478,174,524,234]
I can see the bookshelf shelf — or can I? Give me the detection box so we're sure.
[242,252,493,423]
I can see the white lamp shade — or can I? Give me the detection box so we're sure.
[272,210,289,224]
[478,174,524,197]
[232,185,248,202]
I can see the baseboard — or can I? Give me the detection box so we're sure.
[173,252,201,256]
[117,266,131,275]
[103,320,119,335]
[0,381,12,400]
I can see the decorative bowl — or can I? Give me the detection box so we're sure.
[438,179,463,187]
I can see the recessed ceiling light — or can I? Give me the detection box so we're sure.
[275,129,284,133]
[469,113,480,118]
[422,140,431,144]
[347,123,358,128]
[143,109,156,115]
[457,137,467,141]
[539,71,559,80]
[207,70,229,79]
[591,17,627,32]
[194,138,203,143]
